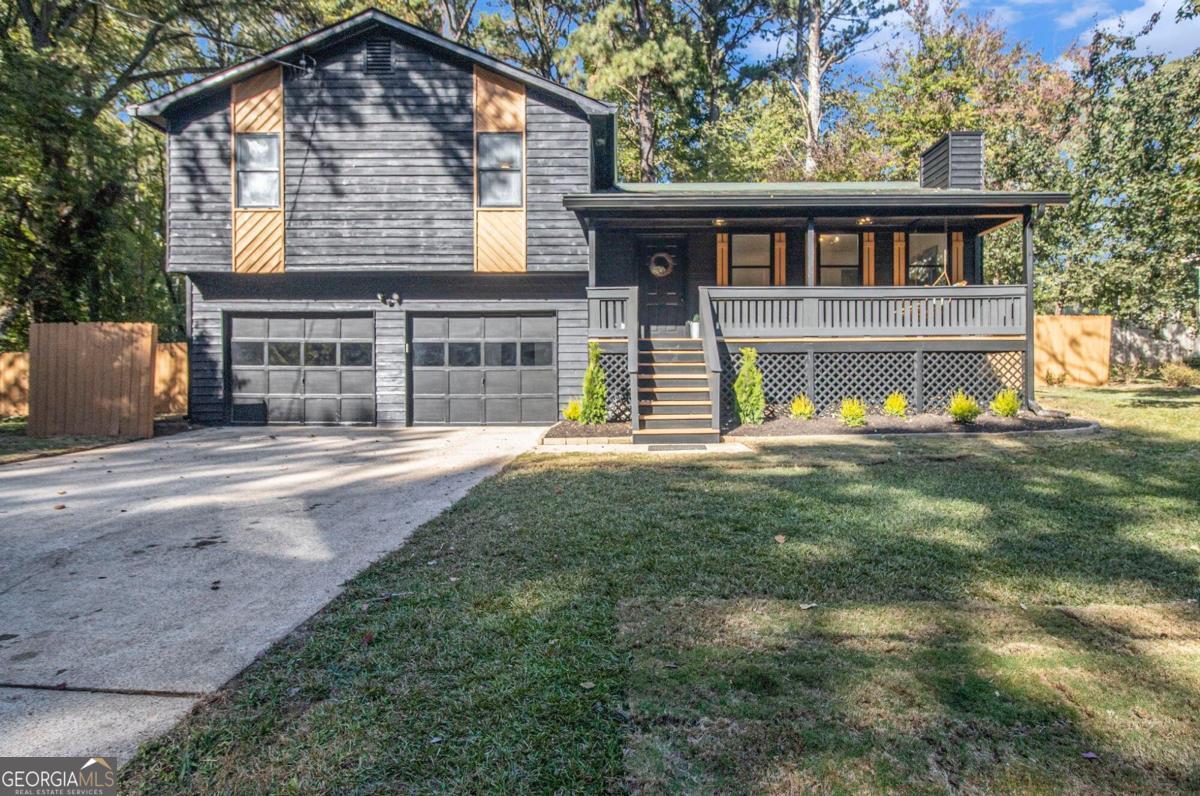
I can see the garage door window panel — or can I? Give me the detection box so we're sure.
[412,342,444,367]
[268,342,300,366]
[520,341,553,367]
[485,342,517,366]
[305,342,337,367]
[448,343,481,367]
[340,342,373,367]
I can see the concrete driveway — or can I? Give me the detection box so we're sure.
[0,425,542,761]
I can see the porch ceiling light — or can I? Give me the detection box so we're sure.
[712,218,727,226]
[857,216,872,225]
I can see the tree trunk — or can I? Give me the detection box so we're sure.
[803,2,821,177]
[631,0,657,181]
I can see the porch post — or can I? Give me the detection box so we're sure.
[587,225,597,288]
[805,219,817,286]
[1023,208,1037,410]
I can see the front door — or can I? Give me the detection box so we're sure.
[638,235,687,336]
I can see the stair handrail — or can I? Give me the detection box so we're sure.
[626,286,639,430]
[697,286,721,432]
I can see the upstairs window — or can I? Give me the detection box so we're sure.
[478,132,523,207]
[235,133,280,208]
[818,233,861,286]
[907,232,947,286]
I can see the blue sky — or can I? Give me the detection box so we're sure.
[857,0,1199,70]
[736,0,1199,74]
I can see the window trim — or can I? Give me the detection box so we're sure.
[476,131,525,209]
[906,231,949,286]
[817,232,862,287]
[234,132,281,209]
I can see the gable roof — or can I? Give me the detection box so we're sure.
[130,8,615,130]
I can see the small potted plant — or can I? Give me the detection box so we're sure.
[687,314,701,339]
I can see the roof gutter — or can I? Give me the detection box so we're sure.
[563,191,1072,213]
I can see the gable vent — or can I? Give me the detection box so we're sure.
[363,38,393,74]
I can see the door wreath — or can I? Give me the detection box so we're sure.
[648,251,676,277]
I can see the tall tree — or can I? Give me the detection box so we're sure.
[474,0,584,81]
[760,0,894,176]
[569,0,692,181]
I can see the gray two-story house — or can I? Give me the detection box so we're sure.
[133,9,1068,444]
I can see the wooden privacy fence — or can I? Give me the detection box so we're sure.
[1,338,187,422]
[1034,315,1113,387]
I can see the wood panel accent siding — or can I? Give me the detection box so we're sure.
[773,232,787,285]
[476,211,526,273]
[231,67,283,132]
[716,233,730,286]
[863,232,876,285]
[27,323,156,438]
[951,231,965,283]
[474,66,527,273]
[892,232,906,286]
[231,67,284,274]
[232,211,285,274]
[474,67,525,131]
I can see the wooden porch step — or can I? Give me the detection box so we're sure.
[632,427,720,438]
[639,399,712,406]
[638,385,709,392]
[637,361,706,368]
[638,373,707,380]
[641,413,712,420]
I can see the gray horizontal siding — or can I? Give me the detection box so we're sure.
[187,273,587,424]
[283,32,474,272]
[520,92,591,273]
[165,29,596,277]
[168,90,231,273]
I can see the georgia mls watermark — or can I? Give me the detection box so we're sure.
[1,757,116,796]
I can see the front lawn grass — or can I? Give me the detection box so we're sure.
[0,416,117,464]
[120,385,1200,794]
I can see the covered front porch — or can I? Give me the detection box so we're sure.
[565,182,1068,441]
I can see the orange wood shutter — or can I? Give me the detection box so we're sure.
[474,66,527,273]
[716,233,730,285]
[773,232,787,285]
[231,66,284,274]
[951,231,965,283]
[892,232,906,286]
[862,232,875,286]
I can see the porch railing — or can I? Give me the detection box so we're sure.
[586,286,639,428]
[706,285,1028,339]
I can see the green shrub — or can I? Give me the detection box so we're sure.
[1161,362,1200,388]
[989,388,1021,417]
[579,341,608,424]
[1043,370,1067,387]
[789,394,815,420]
[840,397,867,427]
[882,391,908,418]
[733,347,765,425]
[947,390,982,423]
[562,399,582,422]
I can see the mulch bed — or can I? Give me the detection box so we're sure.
[543,421,633,439]
[727,412,1093,437]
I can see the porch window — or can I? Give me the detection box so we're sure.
[730,234,773,286]
[818,233,861,286]
[907,232,947,285]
